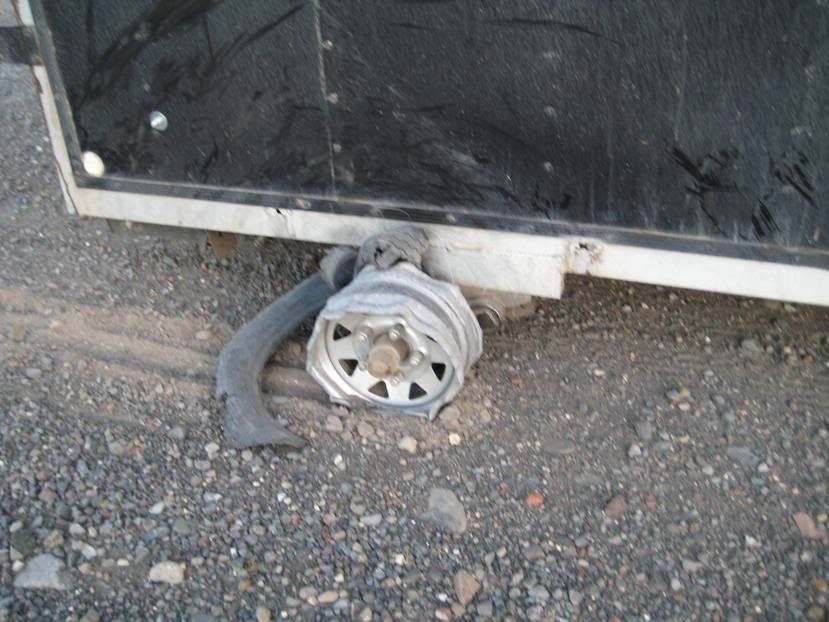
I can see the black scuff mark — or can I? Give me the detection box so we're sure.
[463,117,546,159]
[480,17,622,47]
[670,147,740,238]
[201,14,215,65]
[199,141,220,182]
[82,0,228,103]
[387,22,436,32]
[195,4,305,98]
[772,151,816,207]
[750,194,781,240]
[530,184,573,219]
[407,103,453,115]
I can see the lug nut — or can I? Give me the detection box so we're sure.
[409,353,422,365]
[390,376,400,386]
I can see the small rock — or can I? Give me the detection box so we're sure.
[525,492,544,507]
[634,421,654,442]
[149,501,165,515]
[69,523,85,537]
[440,405,461,424]
[666,386,691,402]
[172,518,192,535]
[682,559,704,572]
[168,426,186,441]
[398,436,418,453]
[148,561,185,585]
[604,495,628,520]
[422,488,467,534]
[627,443,642,458]
[568,589,583,606]
[324,415,344,433]
[195,329,213,341]
[454,570,481,606]
[524,544,545,560]
[361,513,383,527]
[527,586,549,603]
[204,442,220,457]
[299,586,317,601]
[318,590,338,605]
[544,439,576,456]
[43,530,64,548]
[74,542,97,560]
[10,525,36,556]
[25,367,42,379]
[793,512,822,539]
[670,578,683,592]
[79,610,100,622]
[13,554,71,591]
[805,606,827,621]
[108,441,128,457]
[448,433,462,446]
[726,446,762,468]
[255,607,272,622]
[739,337,763,353]
[356,422,375,438]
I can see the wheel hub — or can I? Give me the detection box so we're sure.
[365,334,408,378]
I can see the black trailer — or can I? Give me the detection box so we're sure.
[5,0,829,441]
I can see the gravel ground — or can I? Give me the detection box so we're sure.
[2,39,829,622]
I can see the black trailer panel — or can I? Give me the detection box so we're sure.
[25,0,829,271]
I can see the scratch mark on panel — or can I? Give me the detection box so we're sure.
[200,4,304,84]
[606,121,614,215]
[481,17,622,47]
[84,0,96,68]
[388,22,436,32]
[84,0,227,100]
[673,23,688,141]
[311,0,337,195]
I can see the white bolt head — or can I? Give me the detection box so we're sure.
[81,151,106,177]
[149,111,168,132]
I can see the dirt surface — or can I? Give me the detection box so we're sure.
[2,50,829,622]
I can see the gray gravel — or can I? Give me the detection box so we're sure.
[2,35,829,622]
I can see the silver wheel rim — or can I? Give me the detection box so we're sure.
[323,312,455,409]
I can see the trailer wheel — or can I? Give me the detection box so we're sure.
[306,262,482,419]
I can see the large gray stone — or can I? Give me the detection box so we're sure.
[422,488,467,535]
[13,554,71,591]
